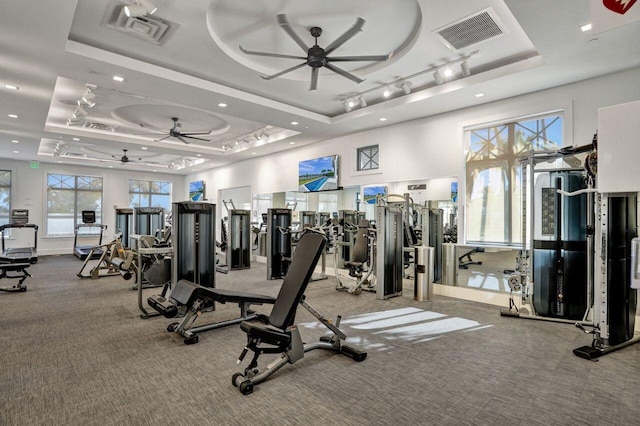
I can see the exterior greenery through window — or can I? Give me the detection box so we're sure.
[0,170,11,226]
[47,174,103,236]
[129,179,171,209]
[357,145,379,171]
[465,113,562,245]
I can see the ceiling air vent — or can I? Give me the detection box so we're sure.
[105,4,174,45]
[83,122,117,132]
[434,8,507,51]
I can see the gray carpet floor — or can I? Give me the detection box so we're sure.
[1,254,640,426]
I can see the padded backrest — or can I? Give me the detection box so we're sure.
[351,219,370,263]
[268,232,325,329]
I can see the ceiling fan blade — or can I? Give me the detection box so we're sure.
[310,67,319,91]
[180,132,213,136]
[181,135,210,141]
[277,14,309,53]
[156,135,171,142]
[324,17,365,55]
[261,62,307,80]
[239,46,305,60]
[177,137,191,145]
[325,63,364,84]
[327,54,390,62]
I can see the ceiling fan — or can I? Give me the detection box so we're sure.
[112,149,138,164]
[239,14,391,90]
[138,117,212,144]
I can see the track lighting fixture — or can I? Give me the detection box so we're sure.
[433,70,444,85]
[73,107,88,119]
[138,0,157,14]
[397,80,412,95]
[124,0,156,17]
[460,61,470,77]
[124,4,147,17]
[81,91,96,107]
[336,50,479,110]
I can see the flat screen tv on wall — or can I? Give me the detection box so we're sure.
[298,155,339,193]
[189,180,205,201]
[363,186,387,204]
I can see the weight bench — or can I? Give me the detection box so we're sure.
[147,280,276,345]
[233,232,367,395]
[0,263,32,292]
[459,247,484,269]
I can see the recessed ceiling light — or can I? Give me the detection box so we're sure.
[11,140,19,143]
[72,137,80,141]
[108,165,113,168]
[581,23,592,32]
[57,161,62,163]
[12,150,19,154]
[251,152,257,155]
[289,141,295,145]
[474,93,485,98]
[8,114,18,118]
[153,170,157,172]
[291,121,299,125]
[141,146,148,150]
[379,117,387,122]
[443,67,453,77]
[191,169,195,171]
[4,84,19,90]
[113,76,124,82]
[196,153,202,157]
[218,103,227,107]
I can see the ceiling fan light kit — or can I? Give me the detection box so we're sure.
[240,14,390,91]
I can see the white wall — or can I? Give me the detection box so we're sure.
[188,67,640,208]
[0,159,185,255]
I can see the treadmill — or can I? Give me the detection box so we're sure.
[0,223,38,264]
[73,210,107,260]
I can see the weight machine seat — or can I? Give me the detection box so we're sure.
[148,279,276,318]
[344,219,369,271]
[0,263,31,272]
[0,262,32,288]
[240,232,325,344]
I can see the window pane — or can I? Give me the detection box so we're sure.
[358,145,379,171]
[150,194,170,210]
[465,114,562,246]
[0,170,11,186]
[47,174,103,236]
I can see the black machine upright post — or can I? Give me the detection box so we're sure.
[228,209,251,270]
[266,208,292,280]
[173,202,216,289]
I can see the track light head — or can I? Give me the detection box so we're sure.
[73,107,88,119]
[460,60,471,77]
[80,91,96,107]
[124,4,147,17]
[343,99,353,112]
[138,0,157,14]
[358,95,367,108]
[382,86,392,98]
[395,80,412,95]
[433,70,444,85]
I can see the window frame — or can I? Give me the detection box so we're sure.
[0,170,11,227]
[46,173,104,236]
[356,144,379,172]
[463,112,564,247]
[128,179,172,209]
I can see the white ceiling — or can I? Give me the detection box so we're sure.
[0,0,639,174]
